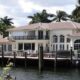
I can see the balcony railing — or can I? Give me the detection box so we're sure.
[9,36,49,40]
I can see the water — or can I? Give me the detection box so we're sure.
[0,67,80,80]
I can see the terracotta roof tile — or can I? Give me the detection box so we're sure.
[0,37,15,44]
[7,22,80,31]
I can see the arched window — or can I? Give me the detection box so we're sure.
[74,39,80,50]
[53,35,58,43]
[60,35,64,43]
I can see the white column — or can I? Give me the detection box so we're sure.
[6,44,8,52]
[35,43,38,52]
[70,38,74,50]
[65,35,67,50]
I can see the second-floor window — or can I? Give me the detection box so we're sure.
[60,35,64,43]
[67,38,70,43]
[53,35,58,43]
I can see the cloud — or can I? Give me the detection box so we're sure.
[0,0,76,27]
[18,0,75,14]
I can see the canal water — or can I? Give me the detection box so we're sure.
[0,67,80,80]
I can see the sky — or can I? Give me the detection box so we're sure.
[0,0,77,27]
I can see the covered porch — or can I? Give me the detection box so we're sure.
[0,37,15,55]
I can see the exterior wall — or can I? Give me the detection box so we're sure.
[12,40,49,52]
[9,28,80,53]
[49,29,73,52]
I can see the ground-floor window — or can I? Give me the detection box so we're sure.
[3,45,6,51]
[24,43,35,50]
[24,43,31,50]
[8,45,12,51]
[74,39,80,50]
[74,44,80,50]
[67,44,69,50]
[18,43,35,50]
[18,43,23,50]
[32,43,35,50]
[60,44,64,50]
[53,44,58,51]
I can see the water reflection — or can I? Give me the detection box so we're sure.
[0,67,80,80]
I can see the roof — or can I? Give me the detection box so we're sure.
[7,22,80,31]
[69,32,80,37]
[0,37,15,44]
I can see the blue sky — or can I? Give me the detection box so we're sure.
[0,0,76,27]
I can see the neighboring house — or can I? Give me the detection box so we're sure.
[0,34,15,53]
[6,21,80,54]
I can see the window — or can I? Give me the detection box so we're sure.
[53,44,55,51]
[56,44,58,51]
[24,43,31,50]
[67,44,69,50]
[60,35,64,43]
[3,45,6,51]
[32,43,35,50]
[53,35,58,43]
[18,43,23,50]
[67,38,70,42]
[60,44,64,50]
[53,44,58,51]
[74,39,80,50]
[46,31,49,39]
[8,45,12,51]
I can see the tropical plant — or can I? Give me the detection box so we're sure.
[71,0,80,22]
[0,16,13,26]
[0,16,14,37]
[28,9,53,24]
[52,10,70,22]
[0,62,13,80]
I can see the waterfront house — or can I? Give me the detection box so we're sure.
[3,21,80,55]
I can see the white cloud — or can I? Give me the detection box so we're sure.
[0,0,76,27]
[0,5,8,17]
[18,0,75,15]
[18,0,34,13]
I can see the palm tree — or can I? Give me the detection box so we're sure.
[28,9,53,24]
[0,16,13,26]
[0,16,14,37]
[71,0,80,22]
[52,10,69,22]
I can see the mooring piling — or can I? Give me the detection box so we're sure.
[24,52,27,69]
[13,52,16,67]
[1,44,4,67]
[54,50,57,70]
[38,45,43,72]
[70,47,73,64]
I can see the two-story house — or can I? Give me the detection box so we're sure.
[3,21,80,54]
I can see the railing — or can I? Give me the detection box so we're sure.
[8,36,49,40]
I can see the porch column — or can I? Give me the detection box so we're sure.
[6,44,8,52]
[65,35,67,50]
[70,38,74,49]
[58,35,60,50]
[35,43,38,52]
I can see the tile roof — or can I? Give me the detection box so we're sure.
[0,37,15,44]
[69,32,80,37]
[7,21,80,31]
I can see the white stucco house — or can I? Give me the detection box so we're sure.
[1,21,80,54]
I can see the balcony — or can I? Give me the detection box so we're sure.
[9,36,49,40]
